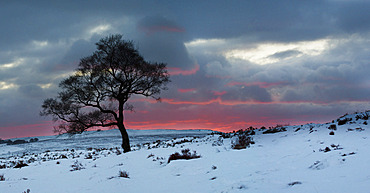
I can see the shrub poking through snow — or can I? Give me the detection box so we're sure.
[328,124,337,130]
[231,134,254,149]
[356,112,370,120]
[0,174,5,181]
[85,153,93,159]
[288,181,302,186]
[320,147,331,152]
[337,118,352,125]
[29,138,39,143]
[14,161,28,168]
[342,152,356,157]
[263,127,287,134]
[168,149,201,163]
[70,160,85,171]
[356,127,364,132]
[330,144,343,150]
[23,189,30,193]
[119,170,129,178]
[212,137,224,146]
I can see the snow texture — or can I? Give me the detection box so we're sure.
[1,112,370,193]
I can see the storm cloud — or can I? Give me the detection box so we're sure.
[1,0,370,138]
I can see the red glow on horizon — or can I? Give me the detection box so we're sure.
[168,64,200,76]
[212,91,227,96]
[0,122,54,139]
[3,95,361,139]
[161,98,276,106]
[135,97,347,106]
[1,110,331,139]
[125,118,298,133]
[178,88,196,93]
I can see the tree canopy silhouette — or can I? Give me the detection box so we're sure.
[40,34,170,152]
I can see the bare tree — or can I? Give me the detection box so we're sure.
[40,34,170,152]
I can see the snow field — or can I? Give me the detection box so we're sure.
[1,112,370,193]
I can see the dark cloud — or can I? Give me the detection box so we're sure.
[0,88,45,128]
[136,15,194,70]
[281,80,370,104]
[1,0,370,138]
[174,0,334,42]
[18,85,44,98]
[335,1,370,33]
[161,70,222,102]
[222,86,272,102]
[58,39,96,71]
[137,15,185,34]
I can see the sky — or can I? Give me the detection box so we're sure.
[1,0,370,139]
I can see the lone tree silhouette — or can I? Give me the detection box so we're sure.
[41,34,170,152]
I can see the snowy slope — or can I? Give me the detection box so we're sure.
[1,111,370,193]
[0,129,212,157]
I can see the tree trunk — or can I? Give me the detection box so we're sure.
[118,124,131,153]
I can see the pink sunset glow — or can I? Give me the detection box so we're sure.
[167,64,200,76]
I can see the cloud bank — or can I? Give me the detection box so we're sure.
[1,0,370,138]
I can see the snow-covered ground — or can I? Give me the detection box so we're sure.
[1,112,370,193]
[0,129,212,157]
